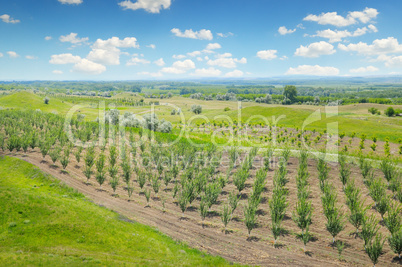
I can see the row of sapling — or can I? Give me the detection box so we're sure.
[339,153,370,237]
[95,153,106,189]
[60,147,70,170]
[322,182,345,244]
[293,149,313,252]
[344,179,369,236]
[269,151,289,245]
[380,158,396,186]
[263,145,274,171]
[361,156,402,204]
[389,175,402,202]
[108,145,120,193]
[380,158,402,203]
[233,168,249,193]
[368,176,388,210]
[358,156,402,264]
[317,152,330,191]
[243,168,267,237]
[317,153,345,245]
[361,213,385,267]
[339,154,387,265]
[228,146,240,168]
[384,203,402,259]
[338,153,351,190]
[359,154,372,181]
[389,228,402,259]
[83,146,96,182]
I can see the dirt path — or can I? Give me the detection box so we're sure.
[3,150,400,266]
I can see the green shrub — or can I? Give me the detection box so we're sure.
[388,228,402,259]
[221,204,231,231]
[365,234,385,266]
[385,107,395,117]
[243,203,257,238]
[361,214,380,248]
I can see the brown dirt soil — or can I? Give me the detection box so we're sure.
[2,149,401,267]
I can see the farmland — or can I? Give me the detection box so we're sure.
[3,0,402,265]
[0,86,401,266]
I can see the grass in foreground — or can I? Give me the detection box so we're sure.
[0,156,234,266]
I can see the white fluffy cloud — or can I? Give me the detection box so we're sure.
[59,33,89,44]
[187,51,202,57]
[87,37,139,65]
[225,70,244,77]
[338,37,402,55]
[171,28,213,40]
[92,37,139,50]
[349,66,379,73]
[146,44,156,49]
[171,59,195,69]
[295,41,336,58]
[185,43,221,58]
[207,54,247,68]
[161,59,195,74]
[303,7,378,27]
[256,50,277,60]
[217,32,234,38]
[192,67,222,77]
[172,54,186,59]
[0,53,3,58]
[58,0,82,5]
[119,0,171,13]
[206,43,221,50]
[73,59,106,75]
[313,29,353,43]
[58,0,83,4]
[52,70,63,75]
[374,55,402,68]
[87,47,121,65]
[0,14,20,24]
[384,56,402,68]
[45,36,52,41]
[49,53,81,64]
[349,8,379,23]
[7,51,19,58]
[154,58,165,66]
[25,55,37,60]
[278,26,296,35]
[50,53,106,75]
[368,24,378,33]
[126,57,150,66]
[312,26,376,43]
[286,65,340,76]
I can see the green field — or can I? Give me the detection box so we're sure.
[0,91,73,114]
[1,91,401,144]
[0,156,233,266]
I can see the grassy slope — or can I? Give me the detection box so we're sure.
[157,97,402,142]
[0,91,73,114]
[0,156,233,266]
[234,106,402,142]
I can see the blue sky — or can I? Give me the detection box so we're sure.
[1,0,402,80]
